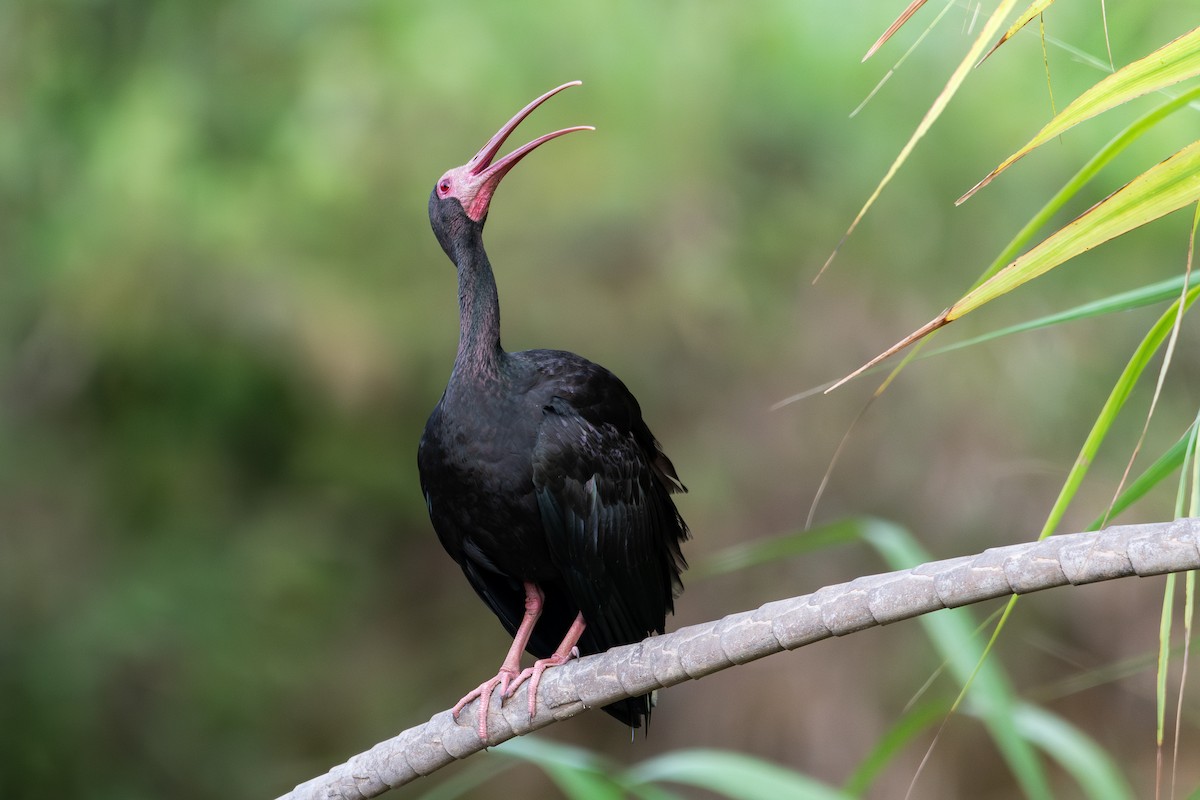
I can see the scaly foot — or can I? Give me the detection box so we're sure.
[505,645,580,719]
[452,667,519,740]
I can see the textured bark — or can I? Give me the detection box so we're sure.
[276,518,1200,800]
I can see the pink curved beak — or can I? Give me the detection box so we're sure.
[456,81,593,221]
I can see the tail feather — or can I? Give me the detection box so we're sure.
[600,691,654,729]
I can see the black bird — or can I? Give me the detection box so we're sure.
[419,81,689,739]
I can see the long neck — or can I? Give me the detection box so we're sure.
[451,229,504,383]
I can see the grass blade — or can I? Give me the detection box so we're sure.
[493,738,626,800]
[853,0,958,118]
[1038,281,1200,540]
[1098,206,1197,528]
[628,750,850,800]
[842,701,948,795]
[863,0,931,62]
[929,275,1189,359]
[979,0,1058,65]
[824,84,1200,395]
[820,0,1019,278]
[415,758,516,800]
[962,25,1200,201]
[1010,704,1133,800]
[1156,573,1177,796]
[1085,432,1192,530]
[950,139,1200,321]
[862,521,1053,799]
[692,519,865,579]
[778,274,1188,410]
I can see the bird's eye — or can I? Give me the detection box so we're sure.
[438,179,451,195]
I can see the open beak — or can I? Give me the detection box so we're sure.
[455,81,592,221]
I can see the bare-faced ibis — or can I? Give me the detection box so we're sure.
[419,81,690,739]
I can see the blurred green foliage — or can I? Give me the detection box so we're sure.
[3,1,1198,798]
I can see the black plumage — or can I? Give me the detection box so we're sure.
[417,82,689,738]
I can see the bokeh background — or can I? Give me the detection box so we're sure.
[4,1,1199,797]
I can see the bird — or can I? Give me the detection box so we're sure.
[418,81,690,740]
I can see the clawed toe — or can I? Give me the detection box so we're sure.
[504,649,579,719]
[453,670,517,740]
[453,612,588,738]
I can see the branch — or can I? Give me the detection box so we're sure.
[276,517,1200,800]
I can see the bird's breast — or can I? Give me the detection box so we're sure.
[419,391,555,580]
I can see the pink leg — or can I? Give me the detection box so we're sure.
[506,612,586,719]
[453,581,544,740]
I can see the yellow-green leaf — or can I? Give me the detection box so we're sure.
[820,0,1019,277]
[961,26,1200,202]
[949,140,1200,321]
[980,0,1058,64]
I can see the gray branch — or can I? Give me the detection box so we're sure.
[276,517,1200,800]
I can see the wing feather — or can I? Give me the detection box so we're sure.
[532,397,688,657]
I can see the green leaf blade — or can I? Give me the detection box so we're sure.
[963,26,1200,200]
[950,140,1200,321]
[628,750,851,800]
